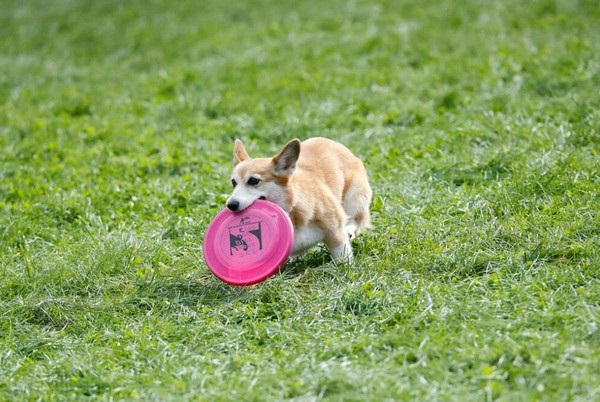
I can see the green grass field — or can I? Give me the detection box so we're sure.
[1,0,599,400]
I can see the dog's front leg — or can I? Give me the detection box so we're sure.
[326,232,353,262]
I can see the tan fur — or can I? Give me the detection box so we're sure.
[226,137,372,261]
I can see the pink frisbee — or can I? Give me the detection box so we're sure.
[202,200,294,286]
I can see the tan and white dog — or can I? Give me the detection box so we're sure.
[226,137,372,261]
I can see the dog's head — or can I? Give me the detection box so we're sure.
[226,139,300,212]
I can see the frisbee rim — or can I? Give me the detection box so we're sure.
[202,200,294,286]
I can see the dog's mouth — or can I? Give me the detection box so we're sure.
[259,196,266,200]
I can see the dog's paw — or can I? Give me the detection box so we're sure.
[346,223,357,240]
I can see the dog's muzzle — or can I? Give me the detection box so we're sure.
[226,196,266,212]
[226,200,240,211]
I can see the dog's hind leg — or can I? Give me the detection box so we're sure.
[324,205,354,262]
[342,179,372,239]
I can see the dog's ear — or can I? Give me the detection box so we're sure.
[233,139,250,165]
[272,139,300,175]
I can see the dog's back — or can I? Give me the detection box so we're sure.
[291,138,372,242]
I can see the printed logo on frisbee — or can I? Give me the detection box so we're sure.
[228,216,263,257]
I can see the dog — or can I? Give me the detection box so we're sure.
[226,137,372,261]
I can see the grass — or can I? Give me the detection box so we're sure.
[1,0,599,400]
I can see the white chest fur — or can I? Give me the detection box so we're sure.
[291,225,324,256]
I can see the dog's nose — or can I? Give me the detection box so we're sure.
[226,200,240,211]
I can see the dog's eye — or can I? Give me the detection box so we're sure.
[231,179,237,188]
[247,177,260,186]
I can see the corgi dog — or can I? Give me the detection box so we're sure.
[226,137,372,261]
